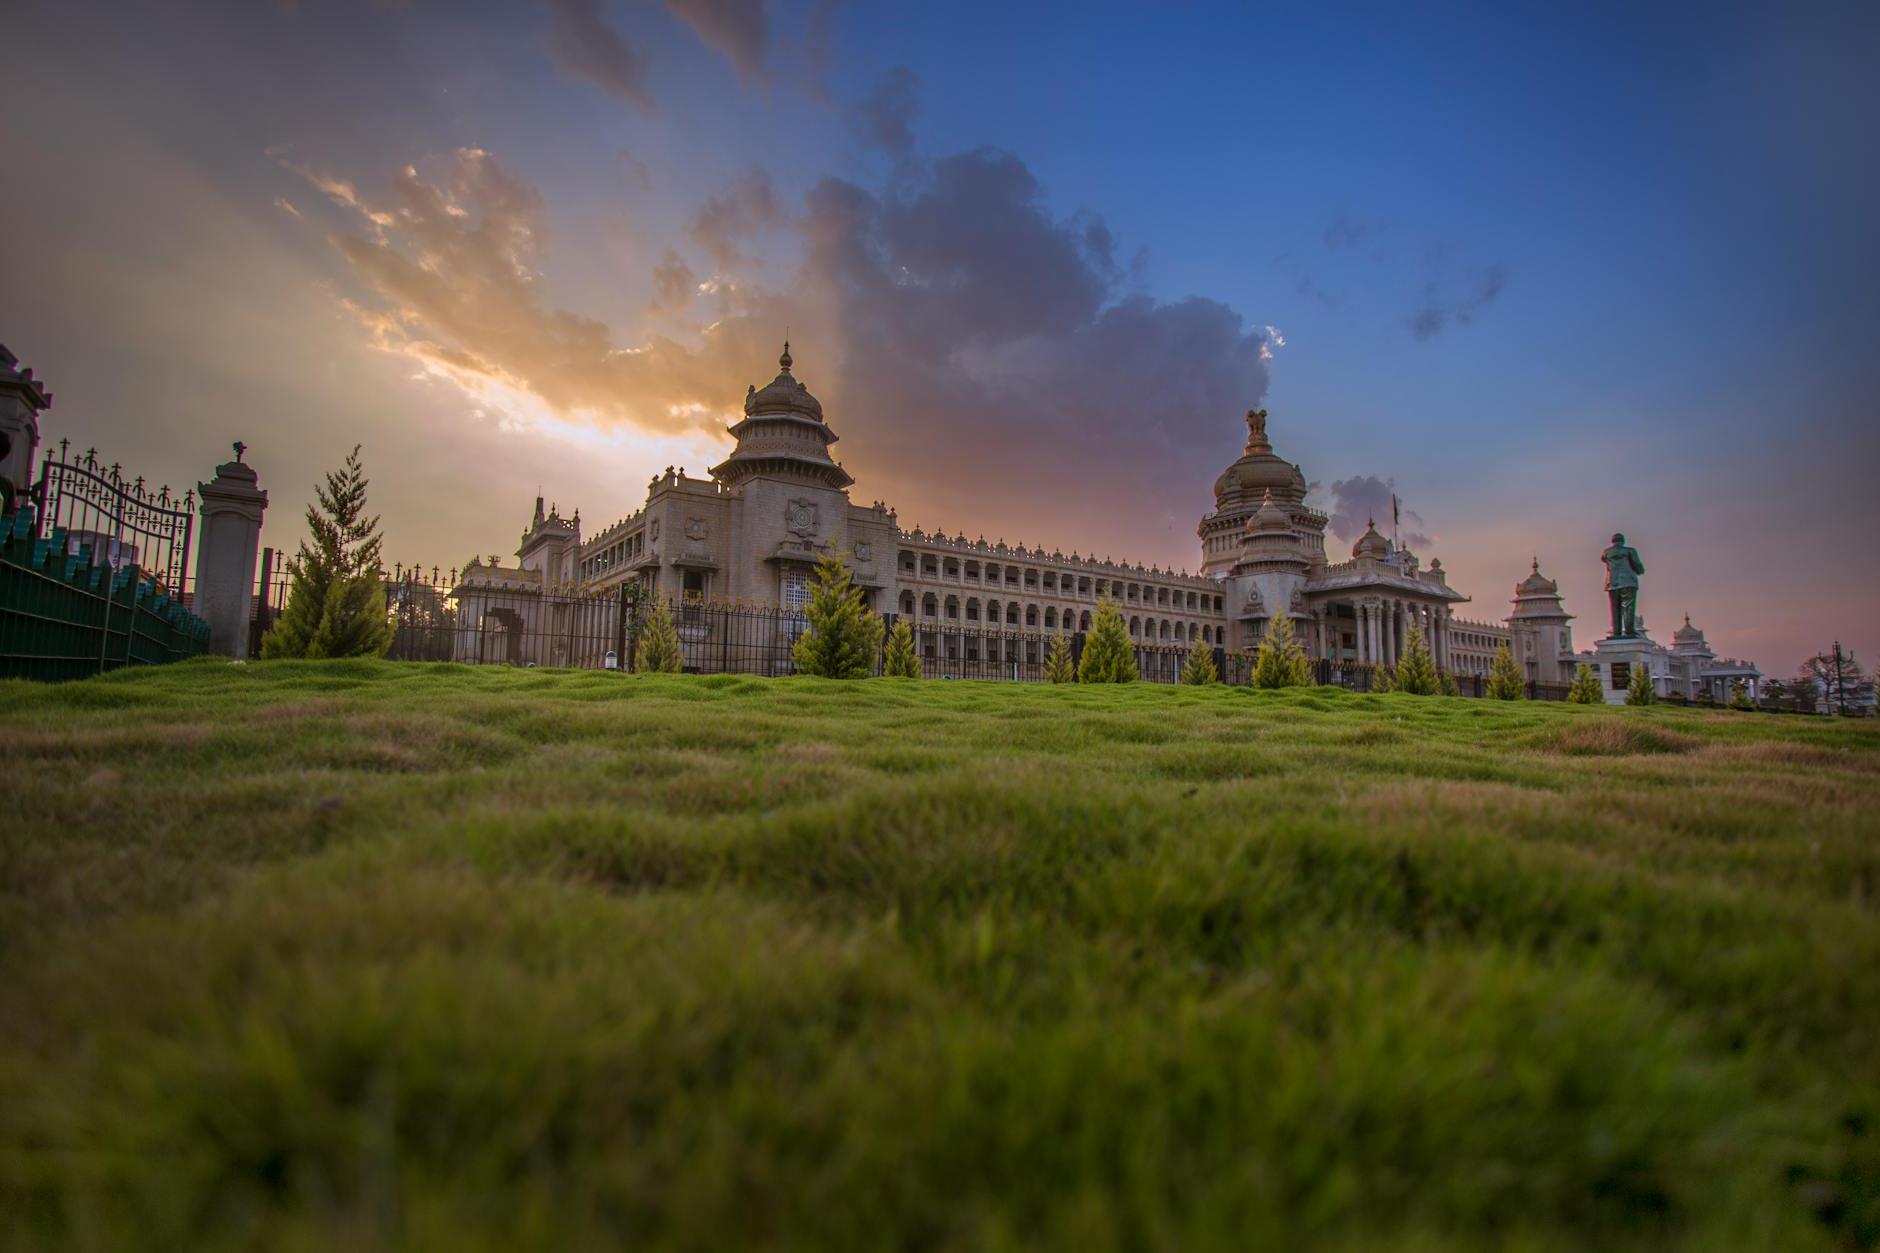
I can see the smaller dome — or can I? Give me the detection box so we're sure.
[744,341,824,420]
[1250,489,1292,533]
[1516,557,1557,597]
[1673,612,1705,644]
[1352,518,1390,560]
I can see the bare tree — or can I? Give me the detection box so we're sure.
[1795,645,1866,716]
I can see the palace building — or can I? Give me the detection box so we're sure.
[454,345,1757,695]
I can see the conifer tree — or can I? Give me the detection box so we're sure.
[1371,663,1395,693]
[263,445,392,659]
[1439,669,1461,697]
[1486,642,1526,700]
[1728,677,1754,710]
[1181,635,1217,685]
[1393,624,1441,695]
[1044,632,1077,684]
[1077,599,1138,684]
[1252,615,1311,689]
[635,595,684,673]
[1626,660,1656,706]
[1567,663,1603,704]
[791,551,883,679]
[883,619,922,678]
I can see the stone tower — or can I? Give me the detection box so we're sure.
[1508,558,1573,683]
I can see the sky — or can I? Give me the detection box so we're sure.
[4,0,1877,676]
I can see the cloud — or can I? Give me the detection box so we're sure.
[618,150,653,194]
[544,0,656,113]
[302,141,1271,567]
[666,0,768,84]
[851,65,919,157]
[1409,262,1508,341]
[686,171,785,268]
[304,147,769,435]
[1326,475,1433,551]
[1322,213,1377,249]
[650,248,696,313]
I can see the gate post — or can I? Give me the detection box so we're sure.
[194,442,268,657]
[0,347,50,515]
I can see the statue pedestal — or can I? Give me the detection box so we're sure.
[1593,636,1657,706]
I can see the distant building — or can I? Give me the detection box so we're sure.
[457,345,1763,683]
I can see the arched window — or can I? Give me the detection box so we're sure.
[921,554,938,577]
[1006,603,1020,626]
[1025,604,1039,627]
[922,592,938,618]
[1044,607,1058,629]
[1079,610,1092,631]
[1130,616,1142,637]
[945,595,960,620]
[899,591,915,616]
[966,597,981,622]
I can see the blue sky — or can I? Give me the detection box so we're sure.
[4,0,1875,673]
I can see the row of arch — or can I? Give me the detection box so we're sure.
[899,551,1223,612]
[896,591,1220,643]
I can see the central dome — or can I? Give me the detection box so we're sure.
[1213,408,1308,505]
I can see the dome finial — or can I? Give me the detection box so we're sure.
[1531,555,1540,573]
[1245,407,1271,454]
[779,340,793,373]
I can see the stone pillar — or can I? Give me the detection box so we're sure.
[0,346,51,509]
[195,444,268,657]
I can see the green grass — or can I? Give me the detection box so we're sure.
[2,659,1878,1252]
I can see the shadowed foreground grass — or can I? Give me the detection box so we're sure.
[2,659,1878,1251]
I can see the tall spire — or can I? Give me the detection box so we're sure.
[779,340,793,373]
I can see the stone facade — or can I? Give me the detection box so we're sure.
[460,346,1758,682]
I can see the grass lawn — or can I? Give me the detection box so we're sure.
[2,659,1878,1251]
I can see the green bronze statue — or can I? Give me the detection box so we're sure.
[1601,532,1644,638]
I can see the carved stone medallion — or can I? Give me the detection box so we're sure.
[785,498,819,538]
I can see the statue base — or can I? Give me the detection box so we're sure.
[1593,635,1658,706]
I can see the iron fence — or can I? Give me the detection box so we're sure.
[1,498,210,681]
[29,439,194,596]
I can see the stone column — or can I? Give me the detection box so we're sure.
[0,347,51,508]
[195,444,269,658]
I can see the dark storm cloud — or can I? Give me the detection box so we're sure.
[666,0,768,83]
[852,65,920,157]
[786,148,1268,553]
[1326,474,1432,551]
[1409,262,1508,341]
[544,0,656,113]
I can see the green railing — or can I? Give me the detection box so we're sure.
[0,504,213,681]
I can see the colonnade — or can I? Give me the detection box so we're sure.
[1311,597,1453,670]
